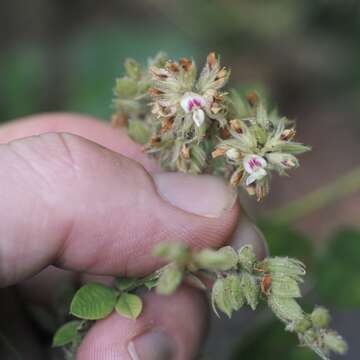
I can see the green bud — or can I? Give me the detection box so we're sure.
[323,331,348,355]
[279,142,311,155]
[271,275,301,298]
[211,278,233,318]
[128,120,151,145]
[253,125,268,145]
[293,317,312,333]
[268,295,304,323]
[115,77,138,98]
[124,58,143,80]
[259,257,305,282]
[255,101,269,128]
[225,274,245,311]
[152,242,190,265]
[238,245,256,273]
[240,273,259,310]
[193,246,238,271]
[156,263,183,295]
[311,307,331,328]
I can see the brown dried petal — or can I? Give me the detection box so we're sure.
[246,91,259,106]
[207,52,218,68]
[212,148,226,158]
[179,58,192,72]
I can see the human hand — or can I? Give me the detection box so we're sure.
[0,113,266,360]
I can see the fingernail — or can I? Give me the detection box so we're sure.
[230,216,268,260]
[153,173,237,218]
[128,329,176,360]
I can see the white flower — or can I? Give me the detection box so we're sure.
[180,92,207,127]
[243,154,267,186]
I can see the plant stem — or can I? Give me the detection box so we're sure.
[270,166,360,223]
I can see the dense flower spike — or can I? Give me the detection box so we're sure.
[113,52,310,198]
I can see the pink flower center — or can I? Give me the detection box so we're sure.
[248,157,262,170]
[187,98,202,112]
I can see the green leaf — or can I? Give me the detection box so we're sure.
[115,293,143,320]
[212,278,233,318]
[271,276,301,298]
[70,283,117,320]
[240,273,259,310]
[156,264,183,295]
[115,277,138,291]
[52,320,81,347]
[193,246,238,271]
[127,120,151,145]
[268,295,304,323]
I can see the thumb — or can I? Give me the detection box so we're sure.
[0,132,239,286]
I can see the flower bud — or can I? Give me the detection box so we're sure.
[115,77,138,97]
[266,153,299,170]
[238,245,256,273]
[323,331,348,355]
[124,58,142,80]
[225,148,241,161]
[193,246,238,271]
[310,307,331,328]
[293,317,312,333]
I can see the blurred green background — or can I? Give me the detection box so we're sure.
[0,1,359,359]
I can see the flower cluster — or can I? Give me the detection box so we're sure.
[113,52,310,200]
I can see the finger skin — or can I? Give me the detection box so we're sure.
[77,286,208,360]
[0,113,160,173]
[0,132,240,286]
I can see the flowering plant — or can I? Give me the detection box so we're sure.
[53,53,347,360]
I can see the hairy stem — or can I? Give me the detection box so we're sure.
[270,166,360,223]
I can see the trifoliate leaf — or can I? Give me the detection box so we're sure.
[115,293,143,320]
[156,264,183,295]
[114,277,138,291]
[193,246,238,271]
[70,283,117,320]
[52,320,81,347]
[212,278,233,318]
[128,120,150,145]
[271,275,301,298]
[240,273,259,310]
[268,295,304,323]
[238,245,256,273]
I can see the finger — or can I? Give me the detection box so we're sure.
[0,113,160,172]
[0,132,239,286]
[77,286,207,360]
